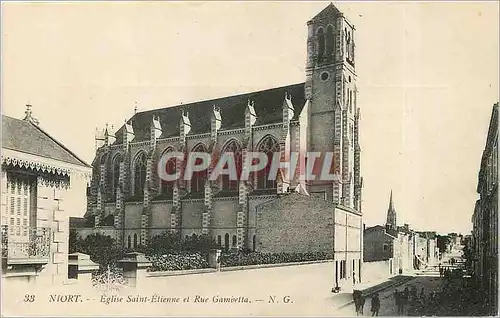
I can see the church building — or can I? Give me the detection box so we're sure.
[84,3,363,282]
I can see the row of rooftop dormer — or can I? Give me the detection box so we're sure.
[94,83,306,147]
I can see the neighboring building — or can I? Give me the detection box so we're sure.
[1,107,91,287]
[363,192,415,275]
[394,224,415,274]
[471,102,498,315]
[414,231,438,268]
[363,225,396,275]
[81,1,363,277]
[256,190,362,289]
[414,234,428,268]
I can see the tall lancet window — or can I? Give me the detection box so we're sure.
[111,154,123,200]
[256,135,280,190]
[317,27,325,64]
[221,140,242,191]
[191,143,208,193]
[133,152,147,197]
[160,147,176,198]
[326,25,334,61]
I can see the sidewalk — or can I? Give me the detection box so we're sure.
[332,275,415,309]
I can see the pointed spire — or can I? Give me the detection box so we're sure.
[386,190,397,230]
[388,190,393,210]
[308,2,341,24]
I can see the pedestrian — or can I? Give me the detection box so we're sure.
[353,290,361,315]
[419,287,425,302]
[402,287,410,314]
[394,289,403,315]
[371,293,380,316]
[359,295,366,315]
[353,271,357,285]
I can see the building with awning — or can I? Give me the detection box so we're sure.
[1,105,91,286]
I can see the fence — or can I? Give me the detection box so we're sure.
[1,225,51,265]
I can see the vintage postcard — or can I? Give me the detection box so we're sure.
[1,1,498,317]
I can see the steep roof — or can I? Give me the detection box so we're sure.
[114,83,306,143]
[2,115,90,167]
[364,225,397,239]
[308,3,341,23]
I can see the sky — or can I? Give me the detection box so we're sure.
[2,1,498,235]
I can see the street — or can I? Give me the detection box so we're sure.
[335,275,443,316]
[3,247,489,317]
[336,246,490,317]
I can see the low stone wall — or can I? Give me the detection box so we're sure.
[221,259,333,272]
[147,268,217,277]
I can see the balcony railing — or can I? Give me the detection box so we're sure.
[1,225,51,265]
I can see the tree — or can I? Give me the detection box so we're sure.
[437,235,451,255]
[71,233,122,267]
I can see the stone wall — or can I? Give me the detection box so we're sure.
[363,259,393,282]
[255,192,334,253]
[36,181,69,285]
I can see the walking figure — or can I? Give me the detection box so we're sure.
[353,290,362,315]
[359,296,366,315]
[371,293,380,316]
[401,287,410,315]
[394,289,403,315]
[353,271,357,285]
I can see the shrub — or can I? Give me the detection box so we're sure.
[143,231,218,256]
[220,251,333,267]
[148,252,209,271]
[69,231,123,268]
[92,264,128,292]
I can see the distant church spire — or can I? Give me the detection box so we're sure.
[386,190,397,230]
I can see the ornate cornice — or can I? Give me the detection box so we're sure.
[253,123,283,132]
[2,156,71,176]
[1,148,91,180]
[186,133,210,140]
[218,128,245,136]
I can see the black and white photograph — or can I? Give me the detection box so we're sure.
[1,1,498,316]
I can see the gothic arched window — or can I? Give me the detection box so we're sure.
[160,147,176,198]
[133,152,147,197]
[326,25,334,61]
[256,135,280,190]
[127,235,131,249]
[221,140,242,191]
[224,233,230,251]
[133,233,138,248]
[111,154,123,200]
[217,235,222,247]
[317,27,325,64]
[232,235,237,247]
[191,143,208,193]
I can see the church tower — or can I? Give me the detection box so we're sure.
[305,3,360,210]
[386,190,397,231]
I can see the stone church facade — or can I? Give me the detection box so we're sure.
[85,4,362,263]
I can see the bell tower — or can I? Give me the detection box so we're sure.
[305,3,360,210]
